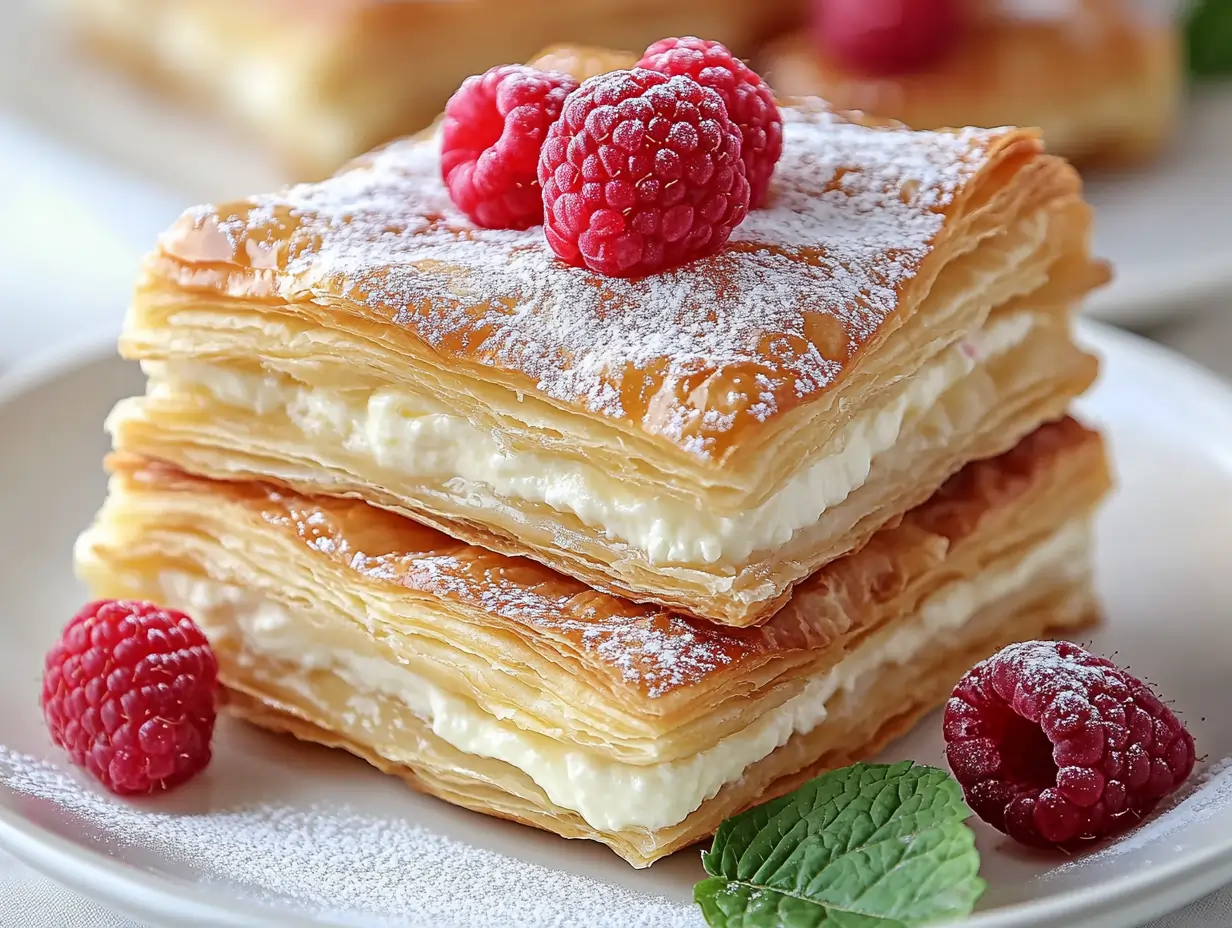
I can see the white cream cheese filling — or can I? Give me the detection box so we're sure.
[133,313,1038,568]
[155,518,1088,833]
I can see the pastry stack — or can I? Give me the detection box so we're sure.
[56,0,803,178]
[762,0,1181,169]
[76,48,1112,867]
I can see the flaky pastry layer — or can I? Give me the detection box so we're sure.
[59,0,794,176]
[221,587,1095,866]
[110,304,1097,625]
[761,0,1181,168]
[76,419,1110,863]
[114,76,1105,623]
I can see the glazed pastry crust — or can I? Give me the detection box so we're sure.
[77,419,1110,864]
[57,0,793,177]
[112,81,1105,625]
[761,0,1181,168]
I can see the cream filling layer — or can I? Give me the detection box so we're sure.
[156,519,1089,833]
[135,313,1037,568]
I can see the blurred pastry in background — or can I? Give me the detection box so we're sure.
[54,0,803,179]
[761,0,1183,168]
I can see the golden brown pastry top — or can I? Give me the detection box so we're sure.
[113,416,1101,699]
[145,96,1051,461]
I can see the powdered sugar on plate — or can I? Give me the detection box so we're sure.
[157,102,1015,459]
[1042,758,1232,878]
[0,747,703,928]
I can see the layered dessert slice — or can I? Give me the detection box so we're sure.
[107,94,1105,627]
[56,0,797,177]
[762,0,1181,169]
[76,417,1112,867]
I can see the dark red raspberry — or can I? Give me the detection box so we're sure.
[945,640,1196,849]
[637,37,782,208]
[812,0,965,76]
[537,68,750,277]
[41,600,219,795]
[441,65,578,229]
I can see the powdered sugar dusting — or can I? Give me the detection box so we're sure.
[0,748,703,927]
[1043,758,1232,876]
[345,554,742,699]
[163,103,1013,458]
[262,489,752,699]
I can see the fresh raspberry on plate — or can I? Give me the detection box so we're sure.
[441,65,578,229]
[538,68,750,277]
[41,600,219,795]
[637,36,782,208]
[944,640,1196,848]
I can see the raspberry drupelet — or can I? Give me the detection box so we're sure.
[441,65,578,229]
[637,36,783,208]
[945,640,1196,848]
[41,600,219,795]
[538,68,751,278]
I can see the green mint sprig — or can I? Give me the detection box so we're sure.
[1187,0,1232,78]
[694,761,985,928]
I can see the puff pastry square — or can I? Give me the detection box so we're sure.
[761,0,1181,168]
[57,0,799,177]
[109,78,1106,626]
[76,417,1111,867]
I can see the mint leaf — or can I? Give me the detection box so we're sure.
[1187,0,1232,77]
[694,762,985,928]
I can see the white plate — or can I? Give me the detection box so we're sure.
[0,323,1231,928]
[3,1,1231,328]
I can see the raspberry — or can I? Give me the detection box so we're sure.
[538,68,750,277]
[944,640,1196,848]
[41,600,219,795]
[637,37,782,208]
[812,0,964,76]
[441,65,578,229]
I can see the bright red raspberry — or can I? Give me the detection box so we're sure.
[441,65,578,229]
[41,600,219,795]
[945,640,1196,849]
[812,0,965,76]
[537,68,750,278]
[637,37,782,208]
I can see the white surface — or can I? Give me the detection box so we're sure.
[0,847,1221,928]
[2,1,1232,327]
[1083,84,1232,325]
[0,325,1231,927]
[0,0,283,204]
[0,117,162,370]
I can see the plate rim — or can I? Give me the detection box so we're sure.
[0,809,314,928]
[1,323,1231,928]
